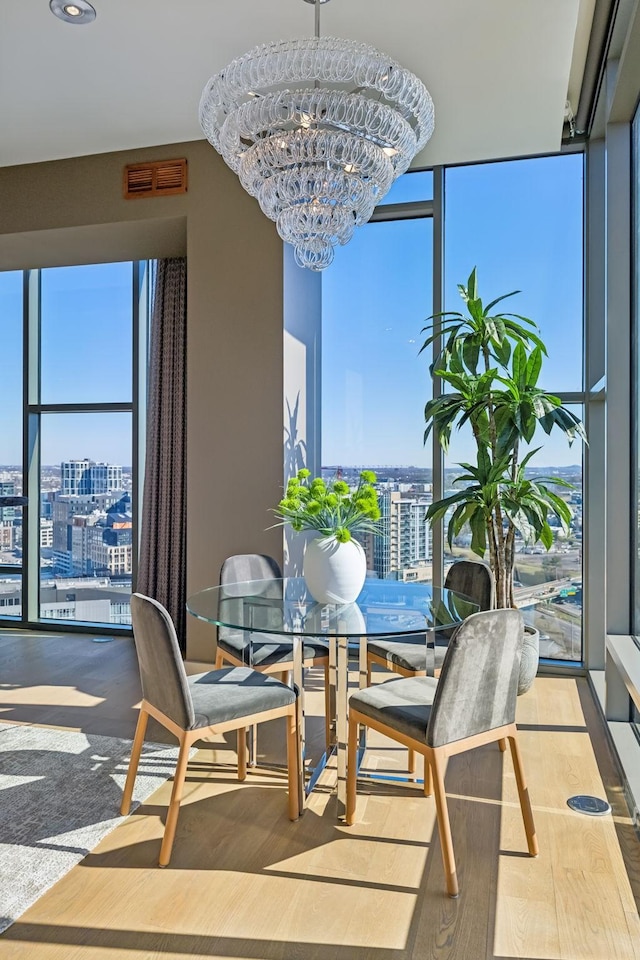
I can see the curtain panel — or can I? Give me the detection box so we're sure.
[137,258,188,652]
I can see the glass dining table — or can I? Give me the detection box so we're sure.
[187,576,479,818]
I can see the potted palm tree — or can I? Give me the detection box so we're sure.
[422,269,585,688]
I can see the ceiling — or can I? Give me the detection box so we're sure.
[0,0,594,170]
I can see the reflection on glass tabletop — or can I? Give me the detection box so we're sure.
[187,577,479,638]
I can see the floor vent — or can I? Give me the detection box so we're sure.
[123,158,187,199]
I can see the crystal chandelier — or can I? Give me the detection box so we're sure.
[199,0,435,270]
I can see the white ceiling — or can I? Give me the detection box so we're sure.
[0,0,593,169]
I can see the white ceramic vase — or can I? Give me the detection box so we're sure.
[303,535,367,604]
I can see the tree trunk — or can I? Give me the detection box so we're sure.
[505,523,516,608]
[486,512,500,609]
[490,509,508,608]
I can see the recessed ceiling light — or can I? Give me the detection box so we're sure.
[49,0,96,24]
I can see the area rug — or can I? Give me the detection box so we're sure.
[0,722,184,935]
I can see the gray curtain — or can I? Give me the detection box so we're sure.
[137,258,188,652]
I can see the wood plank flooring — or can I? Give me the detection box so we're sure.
[0,628,638,959]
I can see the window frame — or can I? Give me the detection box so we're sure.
[0,260,150,634]
[322,156,586,664]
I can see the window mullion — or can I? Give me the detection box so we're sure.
[29,403,133,414]
[23,269,41,624]
[432,166,444,590]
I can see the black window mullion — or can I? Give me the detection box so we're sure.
[23,269,41,625]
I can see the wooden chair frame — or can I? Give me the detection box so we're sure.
[121,697,299,867]
[346,707,538,898]
[366,651,426,682]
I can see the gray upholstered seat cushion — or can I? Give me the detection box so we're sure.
[349,676,438,743]
[367,633,447,673]
[188,666,296,730]
[352,609,523,751]
[218,630,328,666]
[218,554,328,667]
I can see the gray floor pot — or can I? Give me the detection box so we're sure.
[518,624,540,695]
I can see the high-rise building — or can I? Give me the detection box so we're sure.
[40,519,53,549]
[70,515,102,576]
[91,529,133,577]
[373,491,395,580]
[373,491,432,580]
[0,480,16,523]
[53,460,126,577]
[52,490,127,576]
[0,522,14,551]
[60,460,123,496]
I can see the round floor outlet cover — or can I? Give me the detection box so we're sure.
[567,795,611,816]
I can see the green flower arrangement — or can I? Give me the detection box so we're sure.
[274,469,382,543]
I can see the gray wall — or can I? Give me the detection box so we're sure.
[0,139,285,661]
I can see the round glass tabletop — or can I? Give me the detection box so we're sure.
[187,577,480,639]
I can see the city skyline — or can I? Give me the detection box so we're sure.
[0,453,581,657]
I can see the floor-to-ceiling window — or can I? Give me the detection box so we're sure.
[443,153,585,661]
[321,157,585,661]
[0,261,150,631]
[322,171,434,583]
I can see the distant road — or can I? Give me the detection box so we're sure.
[513,577,576,607]
[514,577,582,659]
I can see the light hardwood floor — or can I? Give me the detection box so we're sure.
[0,629,639,960]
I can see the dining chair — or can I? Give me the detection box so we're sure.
[366,560,493,774]
[366,559,493,681]
[346,608,538,898]
[121,593,299,867]
[217,554,332,749]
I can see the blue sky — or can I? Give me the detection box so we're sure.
[40,262,133,406]
[0,262,133,466]
[0,271,23,466]
[322,153,584,469]
[0,154,584,471]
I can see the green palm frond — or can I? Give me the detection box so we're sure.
[420,268,586,607]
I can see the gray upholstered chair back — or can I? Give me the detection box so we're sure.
[426,608,523,748]
[220,554,282,585]
[131,593,195,730]
[219,555,283,646]
[444,560,493,612]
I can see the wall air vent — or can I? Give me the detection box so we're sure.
[123,159,187,199]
